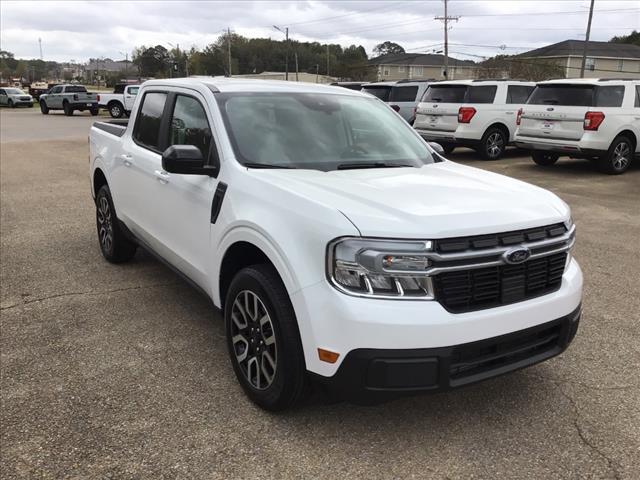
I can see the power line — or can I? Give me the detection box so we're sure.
[281,1,406,27]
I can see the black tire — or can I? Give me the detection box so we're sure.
[108,101,124,118]
[531,151,560,166]
[28,102,34,108]
[596,135,634,175]
[39,100,49,114]
[90,107,99,116]
[225,264,307,411]
[8,100,14,108]
[441,143,456,155]
[479,127,507,160]
[95,185,137,263]
[63,102,73,116]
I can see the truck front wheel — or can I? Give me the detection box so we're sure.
[39,100,49,114]
[225,264,307,411]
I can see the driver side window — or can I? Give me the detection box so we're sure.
[169,95,213,160]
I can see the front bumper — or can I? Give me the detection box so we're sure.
[291,258,582,379]
[311,305,580,403]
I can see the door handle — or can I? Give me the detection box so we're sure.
[118,154,133,167]
[154,170,170,184]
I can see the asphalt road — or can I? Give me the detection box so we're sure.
[1,107,639,479]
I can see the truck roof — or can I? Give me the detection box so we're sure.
[141,77,368,96]
[536,78,640,85]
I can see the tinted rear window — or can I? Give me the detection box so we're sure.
[133,92,167,151]
[422,85,467,103]
[390,85,419,102]
[527,85,594,106]
[466,85,497,104]
[595,86,624,107]
[507,85,534,104]
[65,86,87,93]
[362,86,392,101]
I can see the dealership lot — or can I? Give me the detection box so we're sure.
[1,107,639,479]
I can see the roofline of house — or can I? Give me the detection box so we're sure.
[521,54,640,61]
[373,63,477,68]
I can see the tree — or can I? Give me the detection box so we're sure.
[477,55,563,81]
[132,45,169,77]
[372,41,405,57]
[609,30,640,46]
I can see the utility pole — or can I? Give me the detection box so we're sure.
[316,64,319,83]
[579,0,595,78]
[435,0,459,80]
[227,27,232,76]
[285,27,289,80]
[295,51,299,81]
[38,38,43,60]
[326,44,330,77]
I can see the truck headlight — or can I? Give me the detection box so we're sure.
[327,238,435,299]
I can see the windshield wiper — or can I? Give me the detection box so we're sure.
[337,162,413,170]
[243,162,296,169]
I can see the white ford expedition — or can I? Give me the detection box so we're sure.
[514,78,640,174]
[89,77,582,410]
[414,79,535,159]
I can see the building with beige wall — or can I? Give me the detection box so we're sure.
[519,40,640,79]
[368,53,478,81]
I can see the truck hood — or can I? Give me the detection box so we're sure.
[254,161,570,238]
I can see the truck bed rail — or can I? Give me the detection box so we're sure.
[93,120,128,137]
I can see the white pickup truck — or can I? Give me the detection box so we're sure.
[97,84,139,118]
[89,77,582,410]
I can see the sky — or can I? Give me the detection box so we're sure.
[1,0,638,63]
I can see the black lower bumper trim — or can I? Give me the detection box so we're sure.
[310,305,581,404]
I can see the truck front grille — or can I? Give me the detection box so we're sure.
[433,252,567,313]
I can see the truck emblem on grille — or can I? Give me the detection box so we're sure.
[504,247,531,264]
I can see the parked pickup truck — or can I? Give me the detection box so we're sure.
[39,84,99,116]
[89,78,582,411]
[97,84,140,118]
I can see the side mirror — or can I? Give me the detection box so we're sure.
[162,145,216,176]
[428,142,445,156]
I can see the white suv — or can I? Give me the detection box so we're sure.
[514,79,640,174]
[361,80,432,123]
[89,77,582,410]
[414,80,535,158]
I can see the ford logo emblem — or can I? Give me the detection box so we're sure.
[433,104,438,108]
[504,247,531,264]
[546,107,554,111]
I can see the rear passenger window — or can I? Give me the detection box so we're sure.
[169,95,213,158]
[595,86,624,107]
[636,86,640,107]
[390,86,419,102]
[133,92,167,151]
[507,85,534,104]
[466,86,497,104]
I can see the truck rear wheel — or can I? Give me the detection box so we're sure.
[596,135,633,175]
[225,264,307,411]
[108,101,124,118]
[479,127,507,160]
[63,102,74,116]
[95,185,137,263]
[39,100,49,114]
[531,152,559,166]
[90,107,99,116]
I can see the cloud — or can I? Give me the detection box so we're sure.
[1,0,637,62]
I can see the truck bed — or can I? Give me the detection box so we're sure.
[93,119,128,137]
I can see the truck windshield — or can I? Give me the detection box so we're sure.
[65,86,88,93]
[527,85,594,106]
[217,92,435,171]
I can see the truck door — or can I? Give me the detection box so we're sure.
[145,89,220,289]
[125,86,139,112]
[48,86,63,108]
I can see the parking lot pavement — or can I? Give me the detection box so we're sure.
[1,110,639,479]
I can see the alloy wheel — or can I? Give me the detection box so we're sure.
[230,290,277,390]
[612,142,630,171]
[111,105,121,117]
[486,132,504,158]
[97,196,114,253]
